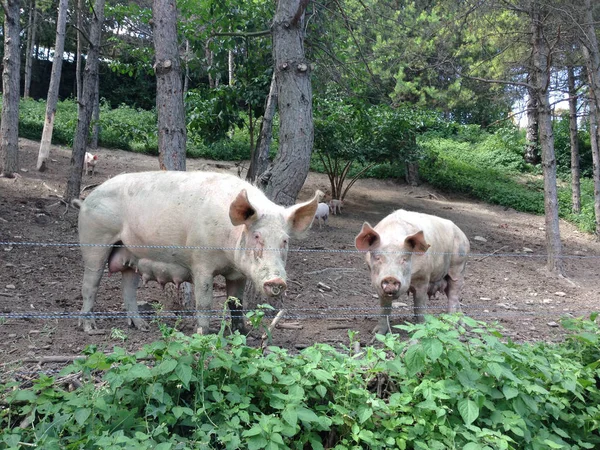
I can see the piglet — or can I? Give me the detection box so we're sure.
[314,202,330,228]
[84,152,98,176]
[329,199,343,215]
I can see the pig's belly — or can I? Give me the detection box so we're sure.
[108,246,191,287]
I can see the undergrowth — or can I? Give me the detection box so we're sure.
[1,314,599,449]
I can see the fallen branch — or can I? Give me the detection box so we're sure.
[277,322,303,330]
[80,183,100,194]
[327,324,351,330]
[304,268,357,275]
[43,182,59,194]
[261,309,286,347]
[476,246,507,262]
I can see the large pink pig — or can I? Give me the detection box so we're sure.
[74,171,319,334]
[355,209,470,334]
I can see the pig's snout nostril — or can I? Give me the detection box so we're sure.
[264,278,287,296]
[381,277,401,296]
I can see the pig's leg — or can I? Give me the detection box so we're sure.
[413,286,428,323]
[193,272,214,334]
[445,276,463,313]
[374,296,392,335]
[80,245,114,332]
[122,269,148,330]
[226,278,247,333]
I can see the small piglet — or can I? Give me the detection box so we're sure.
[329,199,343,215]
[84,152,98,176]
[314,202,330,228]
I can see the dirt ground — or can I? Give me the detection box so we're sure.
[1,139,599,372]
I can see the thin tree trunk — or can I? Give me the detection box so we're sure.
[90,74,100,149]
[248,73,277,182]
[530,4,564,275]
[525,83,540,165]
[261,0,313,206]
[153,0,187,171]
[64,0,105,201]
[567,65,581,214]
[205,39,215,89]
[37,0,69,172]
[23,0,37,99]
[0,0,21,178]
[580,0,600,237]
[76,0,84,102]
[183,39,190,96]
[229,49,234,85]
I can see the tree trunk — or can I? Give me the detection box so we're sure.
[567,65,581,214]
[580,0,600,237]
[153,0,187,171]
[247,73,277,182]
[183,39,190,96]
[588,100,600,237]
[260,0,313,207]
[228,49,235,85]
[205,39,215,89]
[530,4,564,275]
[0,0,21,178]
[64,0,105,201]
[75,0,84,102]
[90,74,100,149]
[36,0,69,172]
[524,83,540,165]
[23,0,37,99]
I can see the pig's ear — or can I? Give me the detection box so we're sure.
[355,222,380,251]
[286,191,320,237]
[229,189,257,226]
[404,231,430,253]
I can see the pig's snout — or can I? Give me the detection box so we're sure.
[381,276,401,297]
[263,278,287,296]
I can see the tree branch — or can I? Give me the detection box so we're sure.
[212,30,271,38]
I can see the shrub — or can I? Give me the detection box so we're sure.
[1,314,599,449]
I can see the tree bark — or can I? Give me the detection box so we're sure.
[90,75,100,149]
[64,0,105,201]
[23,0,37,99]
[260,0,313,207]
[75,0,84,102]
[530,3,564,275]
[36,0,69,172]
[524,82,540,165]
[580,0,600,237]
[567,65,581,214]
[247,73,277,182]
[0,0,21,178]
[153,0,187,171]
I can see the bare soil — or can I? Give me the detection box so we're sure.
[1,139,599,371]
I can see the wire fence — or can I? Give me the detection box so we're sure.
[1,239,600,259]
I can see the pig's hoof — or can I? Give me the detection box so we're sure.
[196,326,209,335]
[81,319,97,333]
[129,317,150,331]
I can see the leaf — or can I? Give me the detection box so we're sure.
[312,369,334,382]
[404,344,426,375]
[74,407,91,425]
[175,362,192,388]
[126,363,152,380]
[297,407,320,423]
[155,444,172,450]
[11,390,37,402]
[542,439,564,449]
[260,371,273,385]
[457,398,479,425]
[502,385,519,400]
[153,358,178,376]
[357,406,373,423]
[282,407,297,427]
[463,443,480,450]
[422,338,443,361]
[242,426,263,438]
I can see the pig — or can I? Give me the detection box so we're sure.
[355,209,470,334]
[329,199,343,215]
[72,171,319,334]
[84,152,98,176]
[314,202,330,228]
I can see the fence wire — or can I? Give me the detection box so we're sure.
[1,240,599,259]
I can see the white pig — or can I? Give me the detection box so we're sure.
[84,152,98,176]
[73,171,319,334]
[329,199,343,215]
[314,202,330,228]
[355,209,470,334]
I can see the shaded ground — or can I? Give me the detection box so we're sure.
[1,139,599,372]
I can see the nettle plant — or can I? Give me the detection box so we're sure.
[1,314,599,449]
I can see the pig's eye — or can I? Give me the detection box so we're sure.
[253,232,261,241]
[282,239,288,247]
[372,254,382,263]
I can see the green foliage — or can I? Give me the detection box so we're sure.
[2,314,599,449]
[420,134,544,214]
[553,114,593,178]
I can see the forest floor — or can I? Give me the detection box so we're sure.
[1,138,599,373]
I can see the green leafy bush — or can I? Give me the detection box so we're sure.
[2,314,599,449]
